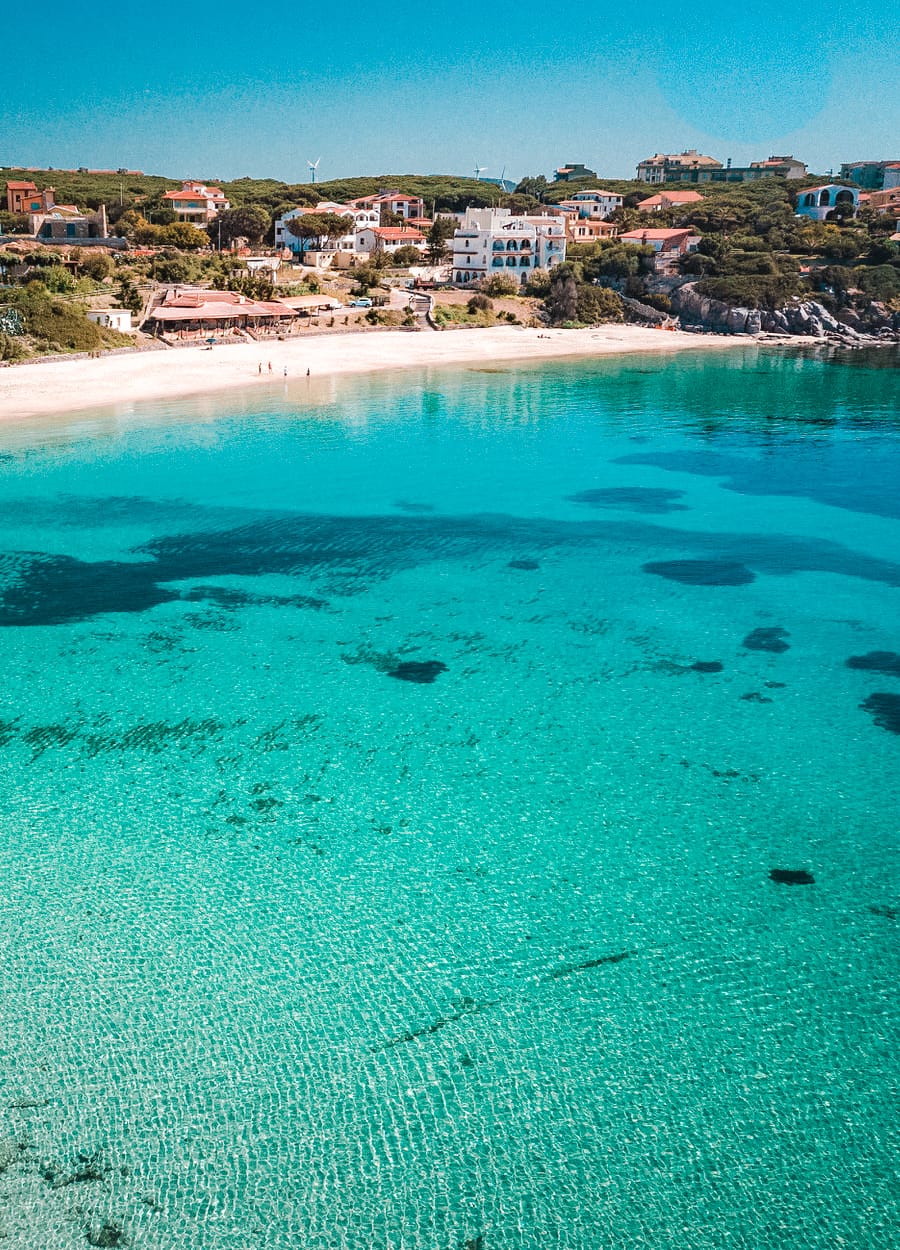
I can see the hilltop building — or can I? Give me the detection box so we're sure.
[451,207,565,285]
[636,152,806,184]
[839,160,900,190]
[636,151,722,183]
[553,164,597,183]
[163,180,230,225]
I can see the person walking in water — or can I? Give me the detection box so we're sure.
[258,362,262,375]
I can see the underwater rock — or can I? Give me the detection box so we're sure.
[45,1151,107,1189]
[860,692,900,734]
[770,869,815,885]
[394,500,434,513]
[846,651,900,677]
[643,560,755,586]
[740,691,772,703]
[567,487,688,514]
[86,1222,126,1248]
[690,661,723,673]
[371,997,499,1052]
[547,950,634,980]
[0,1139,27,1173]
[464,1238,485,1250]
[387,661,448,684]
[743,626,790,653]
[869,905,897,921]
[508,559,539,570]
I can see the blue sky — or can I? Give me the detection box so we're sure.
[3,0,896,182]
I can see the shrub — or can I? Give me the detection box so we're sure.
[0,332,28,361]
[854,265,900,300]
[482,273,519,296]
[467,293,493,313]
[33,264,76,293]
[696,273,803,308]
[575,284,623,324]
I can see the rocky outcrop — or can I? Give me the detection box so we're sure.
[671,283,900,342]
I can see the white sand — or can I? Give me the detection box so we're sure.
[0,325,745,422]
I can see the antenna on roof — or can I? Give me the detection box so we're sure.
[307,158,321,184]
[474,164,487,181]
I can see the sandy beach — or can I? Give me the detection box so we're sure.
[0,324,745,422]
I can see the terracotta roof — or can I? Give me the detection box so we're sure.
[621,228,692,241]
[371,227,425,240]
[6,180,38,191]
[151,290,299,322]
[638,191,703,207]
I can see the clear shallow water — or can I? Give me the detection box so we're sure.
[0,346,897,1249]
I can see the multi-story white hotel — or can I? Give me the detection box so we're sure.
[451,208,566,285]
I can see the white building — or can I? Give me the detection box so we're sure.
[794,184,860,222]
[556,190,623,220]
[451,208,566,286]
[86,309,132,332]
[354,226,427,255]
[274,201,379,255]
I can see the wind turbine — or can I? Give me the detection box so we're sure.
[474,164,487,182]
[307,158,321,184]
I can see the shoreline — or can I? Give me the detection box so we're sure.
[0,325,750,422]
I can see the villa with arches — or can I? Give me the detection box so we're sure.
[795,184,860,222]
[451,208,566,285]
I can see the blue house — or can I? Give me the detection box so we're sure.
[795,184,859,222]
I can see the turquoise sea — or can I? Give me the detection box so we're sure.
[0,345,897,1250]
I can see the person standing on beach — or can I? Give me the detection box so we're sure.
[258,363,262,375]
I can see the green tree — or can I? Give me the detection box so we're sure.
[545,265,578,324]
[524,267,552,296]
[157,222,209,250]
[115,210,150,240]
[514,175,548,200]
[116,276,143,316]
[426,215,456,262]
[209,205,271,248]
[350,264,384,293]
[389,245,423,266]
[286,212,351,254]
[83,252,114,281]
[575,284,623,324]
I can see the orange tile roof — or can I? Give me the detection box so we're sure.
[6,180,38,191]
[639,191,703,207]
[372,227,425,240]
[621,228,692,241]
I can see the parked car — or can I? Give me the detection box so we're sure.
[348,298,373,308]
